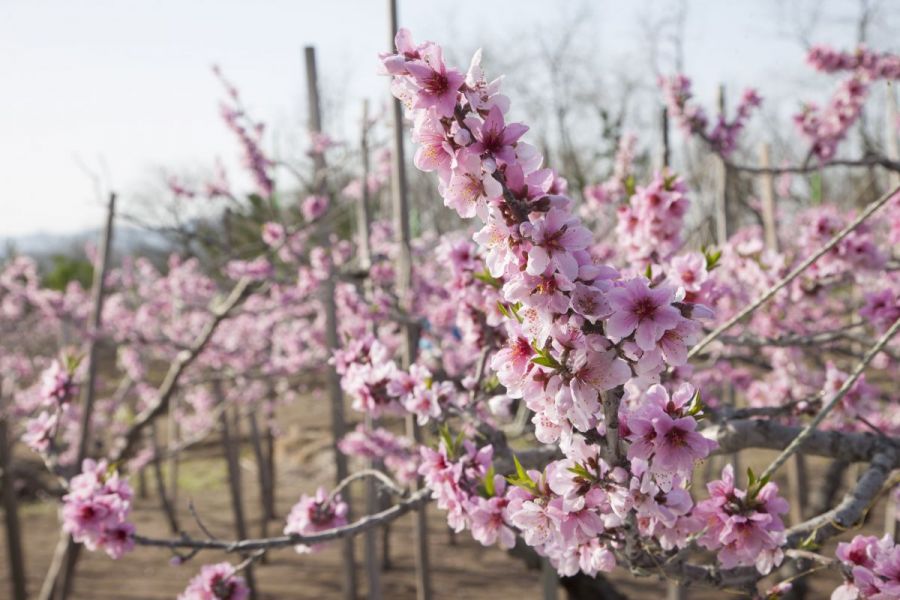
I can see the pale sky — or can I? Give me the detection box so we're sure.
[1,0,893,238]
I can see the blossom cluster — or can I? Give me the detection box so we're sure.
[832,534,900,599]
[214,65,274,197]
[178,562,249,600]
[21,358,81,464]
[794,76,869,161]
[614,172,690,264]
[381,27,730,577]
[795,46,900,160]
[807,45,900,80]
[62,459,135,559]
[283,487,349,554]
[693,464,789,574]
[658,74,761,156]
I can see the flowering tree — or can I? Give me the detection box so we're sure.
[2,29,899,600]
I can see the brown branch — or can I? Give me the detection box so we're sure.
[133,488,431,552]
[786,450,898,547]
[110,277,252,464]
[703,419,898,465]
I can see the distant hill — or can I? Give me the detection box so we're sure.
[1,225,172,258]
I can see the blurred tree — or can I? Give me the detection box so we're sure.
[42,254,93,291]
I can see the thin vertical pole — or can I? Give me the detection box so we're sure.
[150,423,179,534]
[167,395,181,530]
[541,558,558,600]
[885,84,899,542]
[76,192,116,464]
[358,99,383,600]
[660,106,670,170]
[216,386,257,600]
[0,383,28,600]
[305,45,358,600]
[758,143,779,252]
[55,192,117,600]
[388,3,432,600]
[714,85,730,246]
[248,411,273,545]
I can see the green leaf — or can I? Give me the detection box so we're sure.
[438,425,456,461]
[624,175,636,198]
[510,302,523,324]
[474,269,502,289]
[513,454,528,481]
[483,464,496,497]
[506,454,539,495]
[664,173,680,190]
[497,301,512,319]
[567,462,594,481]
[798,533,820,551]
[747,467,757,489]
[531,355,561,369]
[704,247,722,271]
[644,263,653,280]
[687,389,704,417]
[809,172,822,205]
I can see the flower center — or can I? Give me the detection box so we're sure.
[633,297,657,319]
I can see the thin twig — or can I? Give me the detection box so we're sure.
[760,317,900,482]
[688,187,898,360]
[134,488,431,552]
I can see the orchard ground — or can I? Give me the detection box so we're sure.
[1,388,886,599]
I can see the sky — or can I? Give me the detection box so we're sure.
[0,0,894,238]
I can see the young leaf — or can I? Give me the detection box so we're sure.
[687,389,704,417]
[474,269,502,289]
[531,355,561,369]
[624,175,636,197]
[483,464,496,497]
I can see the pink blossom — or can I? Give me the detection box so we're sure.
[694,465,788,574]
[301,194,329,222]
[178,562,249,600]
[467,105,528,169]
[445,149,501,219]
[62,459,134,559]
[404,44,465,118]
[284,487,349,553]
[524,207,592,280]
[607,279,682,352]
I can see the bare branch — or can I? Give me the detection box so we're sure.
[133,488,431,553]
[110,277,253,464]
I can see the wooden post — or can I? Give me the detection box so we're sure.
[660,106,670,170]
[150,423,180,534]
[305,45,358,600]
[264,402,276,517]
[358,99,384,600]
[388,2,432,599]
[760,143,808,530]
[248,411,273,544]
[167,394,181,530]
[75,192,116,464]
[714,85,730,246]
[0,382,28,600]
[758,143,779,252]
[540,558,558,600]
[885,84,899,543]
[216,384,257,600]
[53,192,117,600]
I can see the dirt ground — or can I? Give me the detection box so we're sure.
[0,390,887,599]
